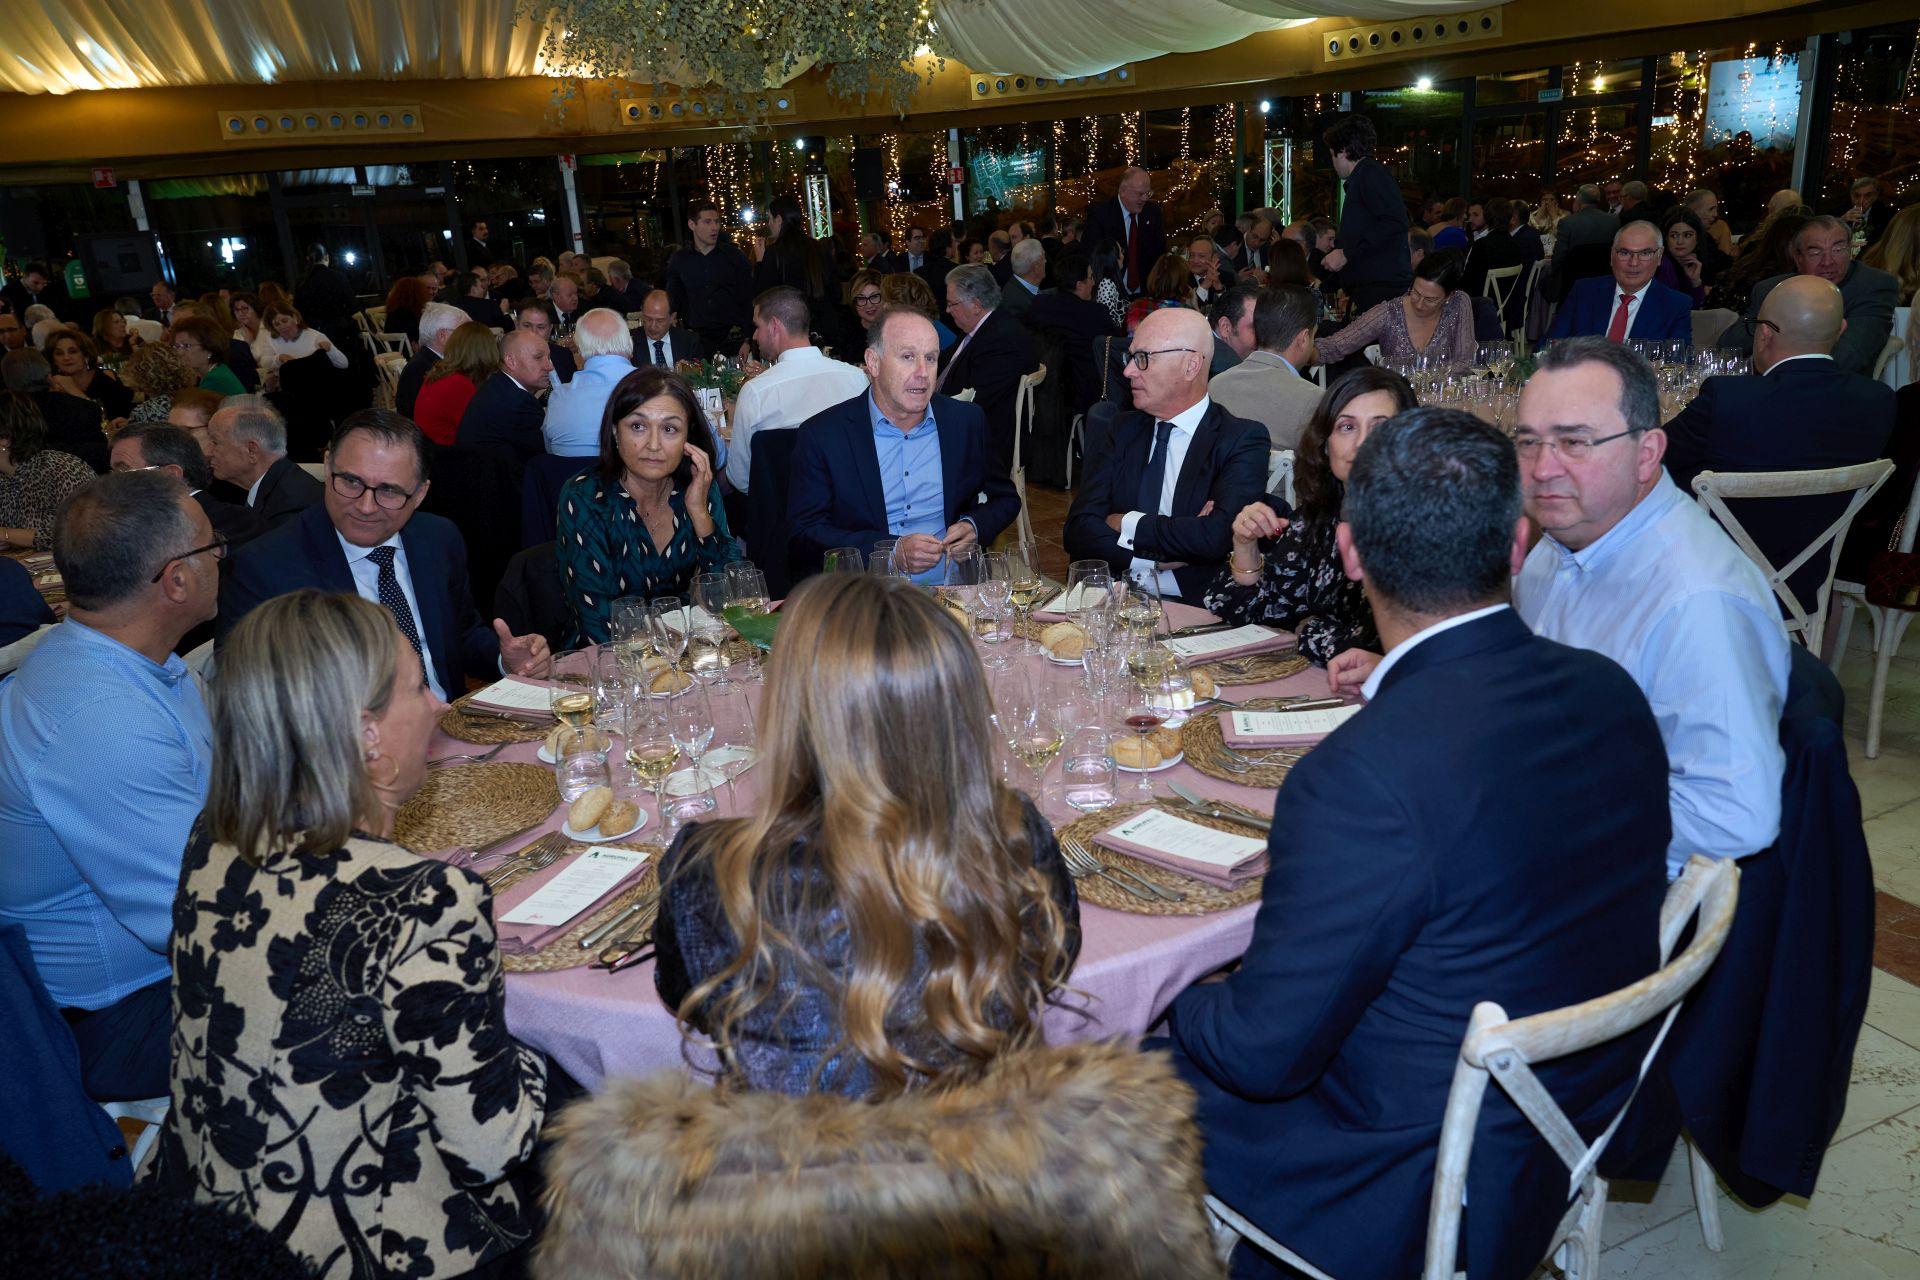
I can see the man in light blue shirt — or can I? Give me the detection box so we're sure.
[1511,338,1789,879]
[0,472,220,1099]
[541,307,636,456]
[868,388,953,581]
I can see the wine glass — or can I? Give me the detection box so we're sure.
[650,596,689,672]
[1116,575,1165,639]
[824,547,865,573]
[690,572,735,688]
[663,683,717,829]
[1065,559,1113,619]
[1000,539,1045,654]
[1121,634,1176,799]
[724,563,770,681]
[548,650,597,728]
[870,539,901,576]
[998,672,1066,800]
[623,696,680,821]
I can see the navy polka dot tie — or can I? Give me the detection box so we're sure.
[367,545,425,662]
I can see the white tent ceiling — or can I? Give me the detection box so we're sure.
[0,0,1499,96]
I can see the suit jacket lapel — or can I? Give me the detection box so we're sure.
[1169,404,1222,517]
[303,504,357,594]
[846,399,890,533]
[400,521,455,693]
[935,397,967,520]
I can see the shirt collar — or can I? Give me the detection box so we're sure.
[1162,395,1211,435]
[869,390,937,437]
[1546,470,1683,575]
[1764,352,1835,372]
[775,345,824,367]
[963,308,995,337]
[1361,604,1510,701]
[1018,276,1041,295]
[1616,280,1650,303]
[336,528,403,566]
[1251,350,1298,376]
[65,617,194,687]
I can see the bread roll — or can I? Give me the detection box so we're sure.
[1190,670,1216,699]
[569,785,613,831]
[1040,621,1082,647]
[599,799,639,835]
[1049,631,1088,660]
[649,667,691,695]
[546,725,610,756]
[1149,726,1183,757]
[1111,736,1163,770]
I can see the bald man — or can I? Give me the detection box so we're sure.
[1063,307,1268,601]
[1664,274,1896,612]
[1084,165,1166,296]
[457,327,553,466]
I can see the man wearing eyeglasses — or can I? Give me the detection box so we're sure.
[1543,221,1692,347]
[1717,214,1898,377]
[1063,307,1268,602]
[219,409,551,700]
[0,472,220,1102]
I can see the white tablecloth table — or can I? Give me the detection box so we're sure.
[445,600,1315,1088]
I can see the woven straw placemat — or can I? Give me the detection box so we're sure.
[1055,803,1264,916]
[439,693,554,745]
[1195,648,1309,686]
[499,843,663,974]
[395,763,559,852]
[1180,698,1317,789]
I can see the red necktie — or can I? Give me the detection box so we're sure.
[1605,291,1632,342]
[1125,212,1142,292]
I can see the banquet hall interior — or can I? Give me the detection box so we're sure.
[2,0,1918,1276]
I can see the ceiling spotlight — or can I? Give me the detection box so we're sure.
[793,138,807,151]
[1415,76,1434,91]
[1258,99,1272,114]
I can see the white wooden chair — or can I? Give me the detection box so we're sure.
[1483,265,1523,335]
[1690,308,1737,352]
[1065,413,1085,487]
[1267,447,1296,508]
[1832,462,1920,757]
[374,331,414,358]
[374,351,406,410]
[1209,855,1740,1280]
[127,316,163,344]
[1871,332,1904,384]
[1690,461,1894,653]
[1011,364,1047,549]
[950,386,976,402]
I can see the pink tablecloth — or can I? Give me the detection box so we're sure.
[448,601,1328,1088]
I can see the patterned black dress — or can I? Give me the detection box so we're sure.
[1201,516,1378,666]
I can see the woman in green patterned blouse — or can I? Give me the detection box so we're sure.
[557,365,741,644]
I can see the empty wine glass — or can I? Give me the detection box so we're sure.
[650,596,689,672]
[663,682,717,828]
[690,572,735,688]
[824,547,865,573]
[1065,559,1113,619]
[724,563,770,681]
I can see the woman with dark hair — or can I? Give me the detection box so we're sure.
[555,365,741,644]
[167,314,246,396]
[1656,208,1718,307]
[755,194,841,350]
[44,330,134,421]
[88,308,135,372]
[382,275,434,346]
[227,291,271,372]
[1265,237,1313,289]
[0,391,94,551]
[1123,252,1194,331]
[1310,249,1476,367]
[1201,366,1416,664]
[654,571,1079,1097]
[1087,239,1128,327]
[1709,205,1811,314]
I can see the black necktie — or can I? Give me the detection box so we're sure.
[653,339,666,366]
[367,546,425,664]
[1135,420,1174,515]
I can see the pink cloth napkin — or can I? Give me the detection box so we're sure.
[1092,826,1268,890]
[465,680,560,723]
[1171,627,1293,667]
[1218,705,1356,748]
[417,842,651,953]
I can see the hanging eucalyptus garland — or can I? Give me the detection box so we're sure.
[524,0,953,117]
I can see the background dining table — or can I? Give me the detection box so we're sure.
[440,600,1326,1089]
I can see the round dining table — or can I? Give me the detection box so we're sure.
[445,600,1327,1089]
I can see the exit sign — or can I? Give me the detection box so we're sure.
[91,166,116,188]
[948,165,964,186]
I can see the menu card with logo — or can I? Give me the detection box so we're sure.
[1094,808,1268,888]
[1160,624,1291,666]
[1220,703,1363,746]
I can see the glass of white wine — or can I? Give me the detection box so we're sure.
[549,650,596,728]
[624,697,680,821]
[999,671,1066,801]
[690,572,735,688]
[1000,540,1045,655]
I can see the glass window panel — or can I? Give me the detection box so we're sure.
[1822,22,1918,212]
[145,175,277,293]
[1648,40,1804,236]
[1567,56,1645,98]
[1551,103,1644,199]
[1361,80,1468,209]
[1472,112,1549,202]
[1478,67,1553,107]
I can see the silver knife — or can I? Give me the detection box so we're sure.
[579,893,658,950]
[1168,782,1274,832]
[1170,620,1237,637]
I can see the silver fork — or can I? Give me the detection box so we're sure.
[428,742,508,767]
[1060,837,1184,903]
[483,833,567,889]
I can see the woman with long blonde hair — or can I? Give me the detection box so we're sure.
[654,572,1080,1098]
[1863,203,1920,307]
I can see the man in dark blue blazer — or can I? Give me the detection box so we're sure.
[511,296,575,382]
[787,308,1020,579]
[457,331,552,468]
[1543,220,1692,347]
[1063,307,1268,602]
[219,410,551,698]
[1663,275,1896,615]
[1163,408,1670,1280]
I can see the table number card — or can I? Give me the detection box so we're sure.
[498,845,651,927]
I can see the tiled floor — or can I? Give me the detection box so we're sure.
[1025,481,1920,1275]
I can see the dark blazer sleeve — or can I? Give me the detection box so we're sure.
[787,414,893,559]
[1543,278,1586,344]
[1834,268,1898,376]
[216,534,287,651]
[953,401,1022,543]
[440,522,501,680]
[1649,286,1694,342]
[1167,737,1430,1099]
[1131,416,1268,566]
[1336,161,1410,285]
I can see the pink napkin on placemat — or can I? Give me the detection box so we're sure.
[1161,624,1294,668]
[463,676,560,723]
[1092,810,1269,889]
[1218,702,1363,748]
[491,854,654,953]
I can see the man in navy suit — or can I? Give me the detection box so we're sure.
[787,307,1020,580]
[1664,275,1897,613]
[1063,307,1268,602]
[512,296,575,382]
[1165,408,1670,1280]
[938,264,1039,480]
[458,330,553,467]
[219,410,551,698]
[1084,167,1166,297]
[1544,221,1691,347]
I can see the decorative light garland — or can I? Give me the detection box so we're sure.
[1122,111,1142,166]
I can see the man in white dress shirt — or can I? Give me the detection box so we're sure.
[725,287,868,494]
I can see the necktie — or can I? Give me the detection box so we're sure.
[367,546,425,665]
[1125,212,1142,293]
[1605,291,1633,343]
[653,338,666,366]
[1135,420,1174,516]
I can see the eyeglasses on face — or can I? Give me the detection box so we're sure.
[169,340,203,352]
[854,292,882,305]
[1125,347,1197,371]
[329,469,423,510]
[1613,247,1661,263]
[1512,427,1644,462]
[150,533,230,582]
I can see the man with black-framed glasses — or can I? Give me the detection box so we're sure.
[1543,221,1692,347]
[0,471,219,1101]
[219,409,551,698]
[1064,306,1267,601]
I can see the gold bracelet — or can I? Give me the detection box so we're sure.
[1231,553,1263,576]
